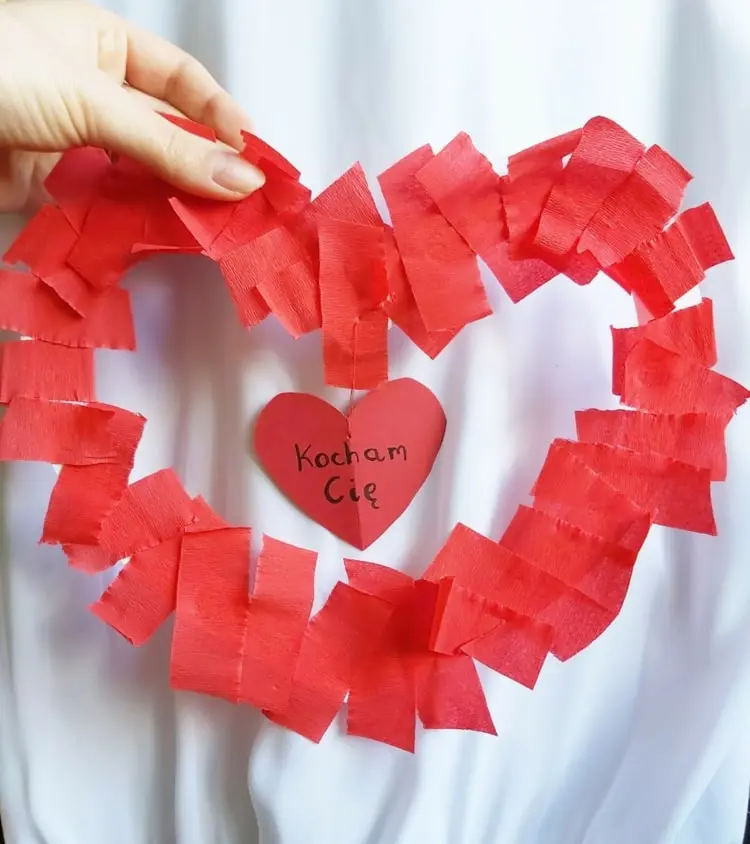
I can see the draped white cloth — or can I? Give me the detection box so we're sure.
[2,0,750,842]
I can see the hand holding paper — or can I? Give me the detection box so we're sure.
[0,0,264,212]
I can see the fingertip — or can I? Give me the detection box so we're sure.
[210,149,265,196]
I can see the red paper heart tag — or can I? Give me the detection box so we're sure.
[254,378,446,549]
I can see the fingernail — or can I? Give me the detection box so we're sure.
[211,152,265,194]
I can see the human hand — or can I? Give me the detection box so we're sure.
[0,0,265,212]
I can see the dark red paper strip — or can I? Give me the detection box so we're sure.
[0,341,95,403]
[239,536,317,711]
[170,526,250,702]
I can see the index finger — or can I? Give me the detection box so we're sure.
[122,23,252,149]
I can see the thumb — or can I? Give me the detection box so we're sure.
[79,71,265,200]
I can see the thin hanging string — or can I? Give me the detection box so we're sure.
[345,319,359,434]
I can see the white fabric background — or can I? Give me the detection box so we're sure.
[2,0,750,842]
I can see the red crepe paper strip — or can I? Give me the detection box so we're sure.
[63,468,194,571]
[43,463,134,546]
[533,117,644,262]
[168,194,244,257]
[503,161,560,250]
[414,133,507,278]
[170,526,251,702]
[44,147,111,233]
[266,583,394,742]
[345,572,438,752]
[238,536,317,711]
[39,266,99,318]
[608,204,733,318]
[296,162,383,254]
[430,578,511,655]
[535,591,618,662]
[344,558,415,602]
[240,133,310,217]
[2,206,99,316]
[577,145,692,266]
[343,560,419,751]
[4,205,78,276]
[41,403,146,546]
[91,497,226,645]
[64,197,140,290]
[507,128,583,180]
[678,202,734,270]
[0,340,95,403]
[383,228,455,357]
[576,408,728,481]
[622,339,750,417]
[347,654,418,752]
[424,524,630,660]
[319,219,389,388]
[161,113,217,142]
[461,609,553,690]
[552,439,716,535]
[308,163,380,223]
[427,578,552,689]
[0,398,119,464]
[531,441,651,549]
[219,226,318,335]
[611,300,716,396]
[424,523,565,617]
[379,146,491,334]
[485,246,558,303]
[241,131,301,180]
[500,505,634,611]
[416,653,496,735]
[0,270,135,350]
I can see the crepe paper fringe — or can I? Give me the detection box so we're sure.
[0,115,745,751]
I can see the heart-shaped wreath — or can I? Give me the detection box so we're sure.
[0,115,746,752]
